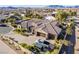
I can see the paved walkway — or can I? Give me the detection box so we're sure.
[0,40,16,54]
[75,26,79,54]
[75,39,79,54]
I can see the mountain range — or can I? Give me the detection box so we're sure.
[48,5,79,8]
[0,5,79,9]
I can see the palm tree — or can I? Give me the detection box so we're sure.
[55,10,68,24]
[68,10,77,16]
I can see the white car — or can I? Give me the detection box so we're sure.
[34,39,54,50]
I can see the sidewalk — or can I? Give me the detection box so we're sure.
[75,39,79,54]
[0,39,16,54]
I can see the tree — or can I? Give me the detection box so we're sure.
[68,10,77,16]
[66,23,72,35]
[55,10,68,24]
[7,17,16,24]
[72,11,76,16]
[25,9,33,18]
[13,12,22,19]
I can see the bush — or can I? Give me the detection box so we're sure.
[20,43,28,48]
[14,28,26,34]
[21,33,29,36]
[11,24,17,28]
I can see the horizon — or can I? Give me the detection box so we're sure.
[0,5,79,7]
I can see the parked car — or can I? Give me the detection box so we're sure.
[34,39,54,51]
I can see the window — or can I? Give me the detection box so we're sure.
[48,33,55,39]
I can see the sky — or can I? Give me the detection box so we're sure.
[0,0,79,7]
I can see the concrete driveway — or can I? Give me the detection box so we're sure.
[4,32,46,45]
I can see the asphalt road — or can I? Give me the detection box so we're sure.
[0,40,16,54]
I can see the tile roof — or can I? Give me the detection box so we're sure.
[21,19,61,35]
[50,21,62,35]
[36,20,61,35]
[0,15,7,20]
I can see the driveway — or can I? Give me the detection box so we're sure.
[4,32,46,45]
[0,40,16,54]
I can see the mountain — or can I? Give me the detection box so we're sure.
[48,5,65,8]
[48,5,79,8]
[0,6,17,10]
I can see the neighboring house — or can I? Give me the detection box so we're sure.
[44,16,56,22]
[21,14,25,17]
[0,15,7,22]
[71,17,79,54]
[74,17,79,40]
[9,15,21,20]
[17,24,22,29]
[15,20,23,24]
[51,11,57,17]
[21,20,35,32]
[20,18,61,40]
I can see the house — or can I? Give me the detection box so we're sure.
[9,15,21,20]
[20,18,61,40]
[74,17,79,40]
[44,16,56,22]
[35,21,61,39]
[17,24,22,29]
[21,20,35,32]
[0,15,7,22]
[51,11,57,17]
[15,20,23,24]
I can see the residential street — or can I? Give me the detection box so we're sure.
[0,39,16,54]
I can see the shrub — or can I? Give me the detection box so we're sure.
[11,24,17,28]
[20,43,27,48]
